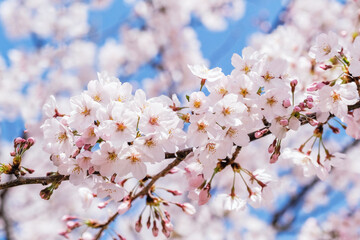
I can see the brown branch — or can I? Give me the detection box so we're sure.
[94,152,189,239]
[0,186,13,240]
[0,175,69,190]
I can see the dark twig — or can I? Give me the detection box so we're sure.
[0,187,13,240]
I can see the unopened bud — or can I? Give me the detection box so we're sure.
[26,137,35,146]
[282,99,291,108]
[299,102,305,110]
[290,79,298,92]
[198,187,211,205]
[152,221,159,237]
[147,216,151,229]
[270,153,280,164]
[293,106,301,112]
[135,217,142,233]
[268,144,275,154]
[40,187,53,200]
[307,101,314,109]
[14,137,26,146]
[279,119,288,126]
[162,228,171,238]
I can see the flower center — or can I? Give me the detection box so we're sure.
[266,96,277,107]
[57,132,68,143]
[331,91,341,103]
[239,88,249,98]
[128,153,141,163]
[262,72,274,82]
[93,95,101,102]
[243,65,251,74]
[81,107,91,116]
[222,107,232,116]
[107,152,118,162]
[322,44,331,54]
[193,99,202,108]
[206,142,216,154]
[116,122,127,132]
[149,116,159,126]
[197,122,207,133]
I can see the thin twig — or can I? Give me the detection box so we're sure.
[0,186,13,239]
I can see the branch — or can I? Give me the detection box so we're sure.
[94,152,189,239]
[0,175,69,190]
[0,186,13,240]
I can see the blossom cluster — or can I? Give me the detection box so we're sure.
[38,24,360,236]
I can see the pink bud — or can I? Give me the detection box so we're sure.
[293,106,301,112]
[290,79,298,89]
[84,144,92,151]
[282,99,291,108]
[306,96,314,102]
[14,137,25,145]
[307,101,314,109]
[88,166,95,175]
[162,228,171,238]
[135,218,142,233]
[147,216,151,229]
[299,102,305,110]
[152,221,159,237]
[198,188,211,205]
[270,153,279,164]
[268,144,275,154]
[279,119,288,126]
[10,151,16,157]
[26,137,35,146]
